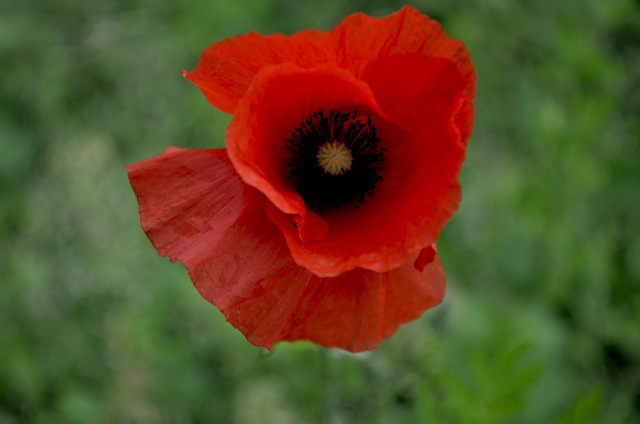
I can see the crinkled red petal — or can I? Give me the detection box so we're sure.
[331,5,476,100]
[127,148,445,351]
[184,30,333,114]
[127,147,249,264]
[276,250,445,352]
[184,5,475,114]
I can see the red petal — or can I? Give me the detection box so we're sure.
[127,147,249,263]
[332,5,476,100]
[185,6,474,114]
[201,241,446,352]
[127,147,445,352]
[277,251,446,351]
[127,147,297,308]
[363,53,475,151]
[184,30,333,114]
[126,147,307,340]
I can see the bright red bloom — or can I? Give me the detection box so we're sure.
[128,6,476,352]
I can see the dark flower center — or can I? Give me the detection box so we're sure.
[285,110,385,209]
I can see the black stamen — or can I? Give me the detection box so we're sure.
[285,110,386,210]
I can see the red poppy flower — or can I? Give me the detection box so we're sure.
[128,6,476,352]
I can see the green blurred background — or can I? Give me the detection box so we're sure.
[1,0,639,422]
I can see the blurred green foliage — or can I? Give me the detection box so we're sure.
[1,0,639,422]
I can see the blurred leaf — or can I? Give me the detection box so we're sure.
[557,387,604,424]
